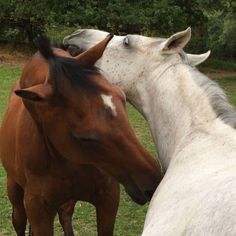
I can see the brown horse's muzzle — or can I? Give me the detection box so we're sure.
[122,176,158,205]
[118,158,162,205]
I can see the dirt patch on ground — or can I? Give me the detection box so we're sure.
[200,68,236,78]
[0,53,28,68]
[0,45,32,68]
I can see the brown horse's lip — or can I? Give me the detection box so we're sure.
[125,186,148,205]
[120,176,149,205]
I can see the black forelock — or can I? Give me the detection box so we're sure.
[54,56,101,94]
[35,35,55,60]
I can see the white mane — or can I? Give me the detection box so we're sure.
[193,70,236,128]
[174,50,236,129]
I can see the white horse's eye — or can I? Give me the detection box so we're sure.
[123,37,129,47]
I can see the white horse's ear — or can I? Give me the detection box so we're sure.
[187,50,211,66]
[161,27,191,54]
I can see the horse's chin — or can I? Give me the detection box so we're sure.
[122,178,149,205]
[125,187,148,205]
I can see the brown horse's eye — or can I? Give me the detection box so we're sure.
[71,131,100,143]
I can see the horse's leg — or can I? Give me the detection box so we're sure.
[58,200,77,236]
[7,177,27,236]
[94,180,120,236]
[24,190,56,236]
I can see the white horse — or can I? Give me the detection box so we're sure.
[64,28,236,235]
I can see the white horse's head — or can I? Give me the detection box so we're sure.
[64,28,210,105]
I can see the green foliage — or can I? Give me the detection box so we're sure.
[200,0,236,58]
[0,1,235,56]
[0,0,51,44]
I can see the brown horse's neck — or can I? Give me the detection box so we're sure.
[43,133,66,163]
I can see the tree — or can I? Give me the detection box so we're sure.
[0,0,234,58]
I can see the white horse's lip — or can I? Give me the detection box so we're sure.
[67,44,83,57]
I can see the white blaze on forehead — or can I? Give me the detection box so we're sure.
[101,94,117,116]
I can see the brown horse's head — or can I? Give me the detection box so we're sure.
[15,36,163,204]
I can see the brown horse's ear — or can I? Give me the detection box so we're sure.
[15,83,53,102]
[75,33,113,65]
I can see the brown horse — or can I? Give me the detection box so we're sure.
[0,35,163,236]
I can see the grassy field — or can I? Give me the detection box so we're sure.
[0,64,236,236]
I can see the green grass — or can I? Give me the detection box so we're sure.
[0,66,19,123]
[0,64,236,235]
[214,77,236,105]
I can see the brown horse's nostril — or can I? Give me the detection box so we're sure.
[144,190,155,201]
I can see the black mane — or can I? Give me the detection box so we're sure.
[35,36,102,97]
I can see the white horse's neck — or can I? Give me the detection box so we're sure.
[136,61,217,170]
